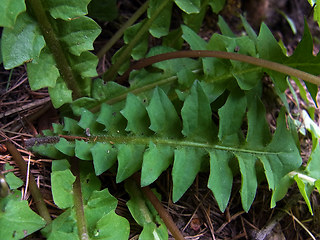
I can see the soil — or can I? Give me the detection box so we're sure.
[1,0,320,239]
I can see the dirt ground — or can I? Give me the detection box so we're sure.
[1,0,320,239]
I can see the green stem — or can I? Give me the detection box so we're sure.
[118,50,320,85]
[69,158,89,240]
[103,0,171,82]
[27,0,82,99]
[97,1,149,59]
[5,141,52,224]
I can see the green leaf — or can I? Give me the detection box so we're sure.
[93,211,130,240]
[51,161,76,209]
[4,172,23,190]
[84,189,118,235]
[181,25,207,50]
[147,87,182,138]
[148,0,173,38]
[75,140,95,160]
[55,138,75,156]
[208,0,225,13]
[123,20,149,60]
[125,180,168,240]
[91,142,117,175]
[78,108,104,135]
[181,81,216,141]
[56,16,101,56]
[306,141,320,179]
[218,89,247,144]
[0,191,46,239]
[46,0,91,20]
[172,147,206,202]
[68,51,99,78]
[41,209,78,239]
[208,150,233,212]
[141,142,174,187]
[294,175,313,215]
[0,0,26,28]
[2,12,45,69]
[116,144,145,183]
[121,93,152,136]
[27,47,60,90]
[270,175,294,208]
[236,153,258,212]
[174,0,201,14]
[217,16,235,37]
[48,77,73,108]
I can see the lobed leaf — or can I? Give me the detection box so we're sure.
[29,82,302,212]
[46,0,91,20]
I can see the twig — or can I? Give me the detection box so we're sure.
[117,50,320,85]
[132,173,185,240]
[0,97,51,119]
[5,140,52,224]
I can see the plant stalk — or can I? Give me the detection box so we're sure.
[69,157,89,240]
[97,0,149,59]
[103,0,171,82]
[132,174,185,240]
[27,0,82,99]
[118,50,320,85]
[5,141,52,224]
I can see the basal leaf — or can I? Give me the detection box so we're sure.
[41,209,78,240]
[123,20,149,60]
[208,0,226,14]
[63,117,84,135]
[141,142,174,187]
[294,174,314,215]
[0,0,26,28]
[147,87,182,138]
[181,24,207,50]
[4,165,23,189]
[0,191,46,239]
[2,12,45,69]
[51,161,76,209]
[84,189,118,236]
[181,81,216,142]
[174,0,201,14]
[27,47,60,90]
[208,150,234,212]
[116,144,145,183]
[217,16,235,37]
[48,77,73,108]
[46,0,91,20]
[93,211,130,240]
[270,175,294,208]
[68,51,99,78]
[125,180,168,240]
[172,147,206,202]
[56,16,101,56]
[148,0,173,38]
[306,141,320,179]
